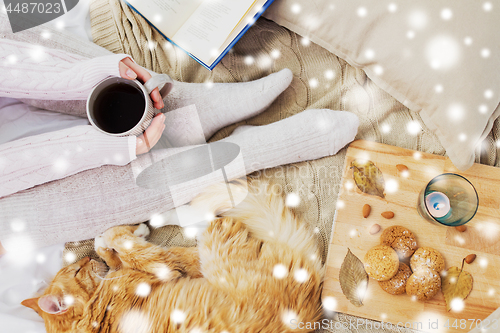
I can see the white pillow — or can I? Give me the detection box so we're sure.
[264,0,500,170]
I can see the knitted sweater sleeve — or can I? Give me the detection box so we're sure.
[0,38,130,100]
[0,39,137,198]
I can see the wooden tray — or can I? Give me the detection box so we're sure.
[322,140,500,333]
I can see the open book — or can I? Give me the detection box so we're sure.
[125,0,275,70]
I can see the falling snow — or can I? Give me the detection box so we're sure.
[448,103,465,122]
[481,48,491,58]
[484,89,494,99]
[136,282,151,297]
[357,7,367,18]
[309,78,319,88]
[123,240,133,250]
[324,69,335,80]
[450,298,464,312]
[385,179,399,194]
[373,65,383,75]
[273,264,288,279]
[154,265,171,281]
[291,4,301,14]
[244,56,254,65]
[294,268,309,283]
[406,31,415,40]
[282,310,298,328]
[407,121,422,136]
[322,296,337,311]
[36,253,46,264]
[184,227,198,239]
[285,193,301,207]
[479,257,488,268]
[153,14,162,23]
[63,295,75,306]
[426,35,461,70]
[380,124,391,134]
[147,41,156,51]
[120,310,152,333]
[270,49,280,59]
[364,49,375,60]
[53,158,69,174]
[149,214,165,228]
[10,219,26,232]
[408,10,428,30]
[205,81,214,89]
[440,8,453,21]
[171,309,187,324]
[65,252,76,263]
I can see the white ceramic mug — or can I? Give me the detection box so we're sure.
[86,74,173,136]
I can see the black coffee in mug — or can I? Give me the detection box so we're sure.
[92,83,146,134]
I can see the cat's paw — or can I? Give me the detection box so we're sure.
[94,235,109,252]
[133,223,150,239]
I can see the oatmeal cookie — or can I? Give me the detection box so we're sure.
[364,245,399,281]
[406,267,441,301]
[380,225,418,259]
[410,247,445,273]
[379,262,412,295]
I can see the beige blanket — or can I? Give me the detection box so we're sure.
[64,0,499,332]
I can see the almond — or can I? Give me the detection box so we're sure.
[455,225,467,232]
[396,164,409,172]
[381,211,395,219]
[369,224,381,235]
[465,254,476,264]
[362,204,371,218]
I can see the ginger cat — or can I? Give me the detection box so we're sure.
[22,181,324,332]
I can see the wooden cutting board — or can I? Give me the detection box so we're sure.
[322,140,500,333]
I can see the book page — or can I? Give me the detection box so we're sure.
[172,0,256,65]
[126,0,204,37]
[217,0,269,60]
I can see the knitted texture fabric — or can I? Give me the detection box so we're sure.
[0,39,129,100]
[0,24,137,199]
[71,2,475,333]
[0,5,359,252]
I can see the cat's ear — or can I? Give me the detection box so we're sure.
[36,295,69,315]
[21,297,42,314]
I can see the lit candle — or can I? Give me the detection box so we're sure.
[425,192,451,218]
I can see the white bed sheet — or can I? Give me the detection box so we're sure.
[0,0,92,331]
[0,244,65,333]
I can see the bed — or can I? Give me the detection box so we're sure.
[1,0,500,332]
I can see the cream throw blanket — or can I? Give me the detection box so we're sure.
[64,0,500,332]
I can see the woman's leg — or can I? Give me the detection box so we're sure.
[161,69,293,143]
[0,109,357,251]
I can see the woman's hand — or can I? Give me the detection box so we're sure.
[119,57,166,155]
[119,58,164,109]
[136,113,166,155]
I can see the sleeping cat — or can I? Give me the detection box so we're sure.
[22,180,324,332]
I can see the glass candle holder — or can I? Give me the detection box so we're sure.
[417,173,479,227]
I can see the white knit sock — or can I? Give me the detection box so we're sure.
[162,69,293,141]
[223,109,359,173]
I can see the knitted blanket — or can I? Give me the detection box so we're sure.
[63,0,500,332]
